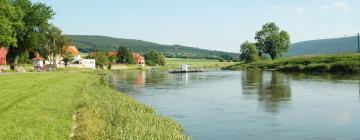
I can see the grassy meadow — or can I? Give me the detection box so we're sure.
[225,53,360,73]
[0,72,90,139]
[164,58,237,69]
[0,70,188,140]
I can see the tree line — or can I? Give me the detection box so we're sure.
[0,0,70,70]
[240,22,291,63]
[86,47,166,69]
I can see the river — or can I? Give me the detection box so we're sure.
[110,70,360,140]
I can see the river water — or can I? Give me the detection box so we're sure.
[110,70,360,140]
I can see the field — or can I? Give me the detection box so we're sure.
[225,53,360,73]
[0,70,188,139]
[0,72,90,139]
[165,58,237,69]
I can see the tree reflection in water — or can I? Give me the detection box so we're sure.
[241,71,292,113]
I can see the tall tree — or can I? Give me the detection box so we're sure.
[255,22,291,59]
[117,47,134,64]
[7,0,54,69]
[45,25,69,65]
[240,41,259,63]
[144,50,165,66]
[0,0,24,48]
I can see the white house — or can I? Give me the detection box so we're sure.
[82,59,96,69]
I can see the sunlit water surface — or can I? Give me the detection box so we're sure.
[110,70,360,140]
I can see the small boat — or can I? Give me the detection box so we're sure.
[169,64,206,73]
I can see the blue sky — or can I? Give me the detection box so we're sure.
[32,0,360,52]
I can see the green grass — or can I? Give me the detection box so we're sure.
[225,53,360,73]
[0,72,90,139]
[0,70,188,140]
[76,71,188,139]
[164,58,237,70]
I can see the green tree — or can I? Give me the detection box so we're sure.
[62,52,73,67]
[94,52,110,69]
[255,22,291,59]
[45,25,69,65]
[117,47,134,64]
[240,41,259,63]
[7,0,54,70]
[0,0,24,48]
[144,50,166,66]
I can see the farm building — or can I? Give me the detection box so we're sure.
[0,47,6,65]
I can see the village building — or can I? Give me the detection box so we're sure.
[132,52,145,65]
[32,52,44,71]
[0,47,7,65]
[82,59,96,69]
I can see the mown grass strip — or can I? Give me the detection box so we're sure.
[0,72,91,139]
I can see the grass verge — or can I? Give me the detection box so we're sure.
[75,71,189,139]
[225,53,360,73]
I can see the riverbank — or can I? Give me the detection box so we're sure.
[0,70,188,139]
[224,53,360,73]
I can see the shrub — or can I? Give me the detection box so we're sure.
[303,63,329,72]
[329,61,360,73]
[277,64,305,72]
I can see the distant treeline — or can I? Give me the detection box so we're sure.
[69,35,240,61]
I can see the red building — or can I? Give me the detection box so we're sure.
[132,52,145,65]
[0,47,7,65]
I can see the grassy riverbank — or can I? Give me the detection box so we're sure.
[0,70,188,139]
[225,53,360,73]
[155,58,237,71]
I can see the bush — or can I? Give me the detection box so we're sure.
[303,63,329,72]
[329,61,360,73]
[277,64,305,72]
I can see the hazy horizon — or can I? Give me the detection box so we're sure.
[32,0,360,53]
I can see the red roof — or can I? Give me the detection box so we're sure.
[32,52,43,61]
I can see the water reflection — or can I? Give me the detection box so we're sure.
[241,71,291,113]
[111,70,360,140]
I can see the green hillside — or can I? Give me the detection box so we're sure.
[287,36,359,56]
[68,35,239,60]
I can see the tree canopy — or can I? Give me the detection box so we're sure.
[0,0,24,48]
[240,41,259,63]
[144,50,165,66]
[255,22,291,59]
[3,0,55,69]
[117,46,134,64]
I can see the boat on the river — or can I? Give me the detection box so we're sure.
[169,64,206,73]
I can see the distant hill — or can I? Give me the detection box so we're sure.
[287,36,359,56]
[67,35,239,60]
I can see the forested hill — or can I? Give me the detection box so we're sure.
[287,36,359,56]
[68,35,239,60]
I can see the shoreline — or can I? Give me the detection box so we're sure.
[224,53,360,74]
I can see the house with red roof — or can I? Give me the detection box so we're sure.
[132,52,145,65]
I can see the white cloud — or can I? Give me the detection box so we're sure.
[323,0,350,11]
[292,8,304,13]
